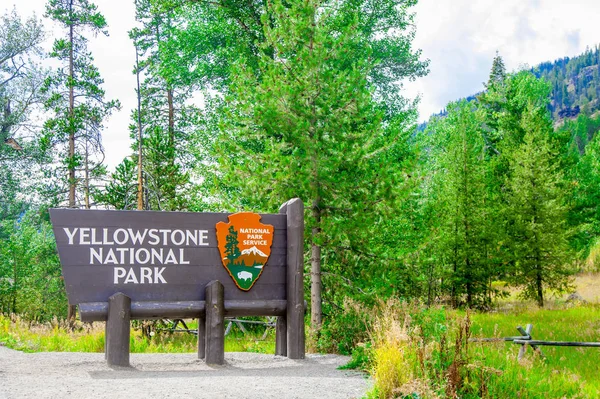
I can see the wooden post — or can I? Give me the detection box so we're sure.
[197,315,205,359]
[104,320,108,360]
[106,293,131,367]
[517,324,545,359]
[280,198,305,359]
[205,280,225,365]
[275,316,287,356]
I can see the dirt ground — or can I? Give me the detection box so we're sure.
[0,347,371,399]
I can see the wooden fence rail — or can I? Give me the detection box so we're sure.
[470,323,600,361]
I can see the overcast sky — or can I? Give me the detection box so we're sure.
[6,0,600,170]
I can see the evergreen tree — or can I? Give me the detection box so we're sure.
[127,0,196,211]
[422,101,497,308]
[225,226,241,265]
[504,102,573,307]
[42,0,119,209]
[217,0,421,331]
[94,157,138,210]
[486,50,507,89]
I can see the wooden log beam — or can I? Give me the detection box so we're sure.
[470,336,531,342]
[280,198,305,359]
[224,300,287,316]
[80,299,290,322]
[514,340,600,347]
[106,293,131,367]
[205,280,225,365]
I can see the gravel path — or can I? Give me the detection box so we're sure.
[0,345,370,399]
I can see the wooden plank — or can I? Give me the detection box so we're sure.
[513,340,600,347]
[106,293,131,367]
[65,277,286,305]
[197,316,205,360]
[205,280,225,365]
[281,198,305,359]
[50,208,287,230]
[275,316,287,356]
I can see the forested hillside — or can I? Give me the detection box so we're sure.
[534,46,600,119]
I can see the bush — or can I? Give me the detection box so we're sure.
[316,298,372,354]
[0,210,67,322]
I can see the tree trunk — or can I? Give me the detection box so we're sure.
[307,2,323,333]
[135,49,144,211]
[167,88,174,149]
[84,140,90,209]
[67,0,77,323]
[311,201,322,331]
[536,265,544,307]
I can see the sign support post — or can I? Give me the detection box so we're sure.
[197,314,206,360]
[106,292,131,367]
[205,280,225,365]
[275,316,287,356]
[280,198,305,359]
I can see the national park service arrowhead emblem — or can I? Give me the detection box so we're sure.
[216,212,274,291]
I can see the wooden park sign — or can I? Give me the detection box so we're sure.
[49,199,305,366]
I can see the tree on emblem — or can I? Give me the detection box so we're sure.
[225,226,241,266]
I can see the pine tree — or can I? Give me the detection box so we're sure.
[504,102,573,307]
[42,0,119,209]
[94,157,138,210]
[486,50,507,89]
[127,0,195,211]
[423,100,496,308]
[43,0,119,321]
[225,226,241,265]
[217,0,420,331]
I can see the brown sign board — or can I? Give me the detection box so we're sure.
[49,199,305,366]
[49,209,287,305]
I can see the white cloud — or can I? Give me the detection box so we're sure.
[406,0,600,122]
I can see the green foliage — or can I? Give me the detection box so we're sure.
[533,45,600,118]
[213,0,426,332]
[349,301,600,399]
[0,9,47,220]
[104,0,198,212]
[94,157,138,209]
[316,299,372,355]
[504,102,574,306]
[0,210,67,322]
[0,314,275,354]
[421,101,498,308]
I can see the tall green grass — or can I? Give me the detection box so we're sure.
[0,315,275,354]
[343,300,600,398]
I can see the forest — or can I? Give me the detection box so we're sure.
[2,0,600,397]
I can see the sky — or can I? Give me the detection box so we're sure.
[5,0,600,171]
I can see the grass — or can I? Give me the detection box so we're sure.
[0,315,275,354]
[468,305,600,398]
[342,300,600,399]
